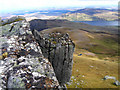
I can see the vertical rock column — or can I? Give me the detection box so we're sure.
[32,30,75,86]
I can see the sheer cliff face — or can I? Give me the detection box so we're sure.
[0,17,75,89]
[32,30,75,86]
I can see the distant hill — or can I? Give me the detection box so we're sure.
[29,19,118,34]
[71,8,117,15]
[57,8,118,21]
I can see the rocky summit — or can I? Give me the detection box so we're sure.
[0,16,75,89]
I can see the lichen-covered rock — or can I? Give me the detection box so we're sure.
[7,76,25,88]
[1,16,25,26]
[32,29,75,86]
[0,18,60,89]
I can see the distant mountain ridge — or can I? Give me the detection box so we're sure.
[57,8,118,21]
[71,8,117,15]
[1,8,118,21]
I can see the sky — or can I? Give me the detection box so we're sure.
[0,0,119,14]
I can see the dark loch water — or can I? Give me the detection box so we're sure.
[74,21,119,26]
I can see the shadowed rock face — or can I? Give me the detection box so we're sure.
[29,19,68,31]
[32,30,75,86]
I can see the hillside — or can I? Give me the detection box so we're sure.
[29,19,119,60]
[57,8,118,21]
[39,27,119,88]
[29,19,118,34]
[30,19,119,88]
[39,27,119,62]
[0,17,119,88]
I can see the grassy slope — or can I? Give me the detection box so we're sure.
[93,11,118,21]
[69,54,118,88]
[41,27,119,88]
[41,27,119,61]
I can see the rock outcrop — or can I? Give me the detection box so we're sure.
[0,16,75,89]
[32,30,75,86]
[1,16,25,26]
[0,18,60,89]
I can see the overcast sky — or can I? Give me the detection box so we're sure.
[0,0,119,14]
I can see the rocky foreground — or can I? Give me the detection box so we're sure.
[0,16,75,89]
